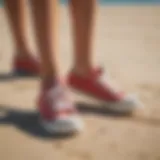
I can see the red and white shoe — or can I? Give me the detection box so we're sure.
[13,55,40,76]
[67,67,143,113]
[38,81,83,134]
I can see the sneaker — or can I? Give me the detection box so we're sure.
[13,55,40,76]
[67,67,143,113]
[38,81,83,134]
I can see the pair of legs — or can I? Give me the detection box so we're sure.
[5,0,141,134]
[5,0,95,77]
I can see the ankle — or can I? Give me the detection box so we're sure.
[71,66,94,76]
[15,49,32,59]
[41,76,59,89]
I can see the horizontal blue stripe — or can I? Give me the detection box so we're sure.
[1,0,160,7]
[61,0,160,5]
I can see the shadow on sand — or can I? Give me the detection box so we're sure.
[0,72,39,82]
[0,102,133,140]
[0,103,160,140]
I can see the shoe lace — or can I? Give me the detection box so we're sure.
[96,67,121,94]
[47,85,73,111]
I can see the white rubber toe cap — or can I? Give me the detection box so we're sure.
[104,94,144,113]
[41,115,84,134]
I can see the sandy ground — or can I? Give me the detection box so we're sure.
[0,5,160,160]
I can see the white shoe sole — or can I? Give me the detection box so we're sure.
[102,94,144,114]
[41,115,84,134]
[71,88,143,114]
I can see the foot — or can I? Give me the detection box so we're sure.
[38,80,83,134]
[67,67,143,113]
[13,55,40,76]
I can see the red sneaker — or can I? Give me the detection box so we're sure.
[67,68,142,113]
[38,81,83,134]
[13,56,40,76]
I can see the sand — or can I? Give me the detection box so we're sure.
[0,5,160,160]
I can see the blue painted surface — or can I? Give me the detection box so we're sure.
[101,0,160,3]
[61,0,160,5]
[0,0,3,6]
[1,0,160,7]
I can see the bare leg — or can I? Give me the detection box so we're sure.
[29,0,83,133]
[30,0,59,80]
[68,0,141,114]
[69,0,96,75]
[4,0,31,58]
